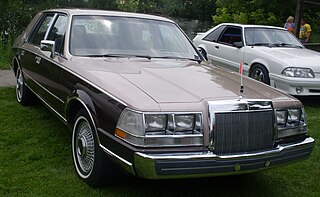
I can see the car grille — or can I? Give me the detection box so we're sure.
[208,100,275,156]
[214,110,274,155]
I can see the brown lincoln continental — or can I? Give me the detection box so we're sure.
[12,9,314,186]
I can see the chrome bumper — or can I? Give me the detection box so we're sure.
[133,137,314,179]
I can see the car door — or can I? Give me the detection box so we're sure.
[20,13,68,115]
[214,26,245,72]
[200,25,226,64]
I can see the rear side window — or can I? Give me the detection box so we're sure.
[218,26,242,46]
[203,25,225,42]
[29,14,54,46]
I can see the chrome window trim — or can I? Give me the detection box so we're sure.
[44,13,58,40]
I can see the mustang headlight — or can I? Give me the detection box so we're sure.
[116,108,203,147]
[276,108,307,138]
[281,67,315,78]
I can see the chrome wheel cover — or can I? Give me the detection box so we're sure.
[16,69,24,102]
[73,117,95,178]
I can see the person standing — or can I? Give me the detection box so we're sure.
[299,19,312,43]
[284,16,295,33]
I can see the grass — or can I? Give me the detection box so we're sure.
[0,87,319,196]
[0,41,12,70]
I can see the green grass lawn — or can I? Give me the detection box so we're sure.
[0,87,319,196]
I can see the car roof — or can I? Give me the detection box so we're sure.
[219,23,286,30]
[42,8,174,23]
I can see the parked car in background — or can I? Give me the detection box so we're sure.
[12,10,314,187]
[193,23,320,96]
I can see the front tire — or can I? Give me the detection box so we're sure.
[249,64,270,85]
[16,67,35,106]
[72,109,113,187]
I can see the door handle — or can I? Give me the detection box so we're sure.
[215,46,219,49]
[35,56,41,64]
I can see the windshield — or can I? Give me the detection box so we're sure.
[70,15,199,60]
[244,28,302,47]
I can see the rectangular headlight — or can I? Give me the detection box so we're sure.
[288,108,301,126]
[144,114,167,133]
[276,110,287,125]
[175,114,195,132]
[276,108,307,139]
[116,109,203,147]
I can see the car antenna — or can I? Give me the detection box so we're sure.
[239,62,244,99]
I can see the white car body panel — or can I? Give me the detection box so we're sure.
[193,23,320,95]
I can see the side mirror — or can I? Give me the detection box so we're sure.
[233,41,244,48]
[40,40,55,58]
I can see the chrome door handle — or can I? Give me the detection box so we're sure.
[35,56,41,64]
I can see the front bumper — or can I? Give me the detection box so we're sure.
[270,74,320,95]
[133,137,314,179]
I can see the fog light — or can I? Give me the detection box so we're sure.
[296,86,303,94]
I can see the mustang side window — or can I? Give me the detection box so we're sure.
[47,15,68,53]
[218,27,242,46]
[29,14,54,46]
[203,25,225,42]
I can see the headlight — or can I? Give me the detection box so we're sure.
[116,108,203,147]
[281,67,314,78]
[276,108,307,138]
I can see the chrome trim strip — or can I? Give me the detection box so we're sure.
[44,14,58,40]
[25,83,67,123]
[20,45,127,107]
[135,137,314,160]
[23,71,65,104]
[99,144,133,168]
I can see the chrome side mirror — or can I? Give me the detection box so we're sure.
[40,40,55,58]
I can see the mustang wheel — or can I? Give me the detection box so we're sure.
[16,67,34,106]
[250,64,270,85]
[72,109,111,187]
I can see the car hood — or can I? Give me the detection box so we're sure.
[253,47,320,69]
[68,57,299,110]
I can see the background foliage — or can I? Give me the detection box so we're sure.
[0,0,319,69]
[1,0,319,39]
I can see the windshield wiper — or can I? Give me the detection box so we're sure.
[270,43,303,48]
[84,54,152,59]
[251,43,271,46]
[83,54,202,63]
[152,56,202,63]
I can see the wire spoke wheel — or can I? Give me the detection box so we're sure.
[76,120,95,175]
[16,68,24,102]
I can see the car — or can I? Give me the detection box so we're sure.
[193,23,320,96]
[12,9,314,187]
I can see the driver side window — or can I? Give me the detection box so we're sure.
[29,14,54,46]
[47,15,68,53]
[218,27,242,46]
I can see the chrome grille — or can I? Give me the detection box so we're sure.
[214,110,274,155]
[208,99,275,156]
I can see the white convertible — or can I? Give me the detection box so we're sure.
[193,23,320,96]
